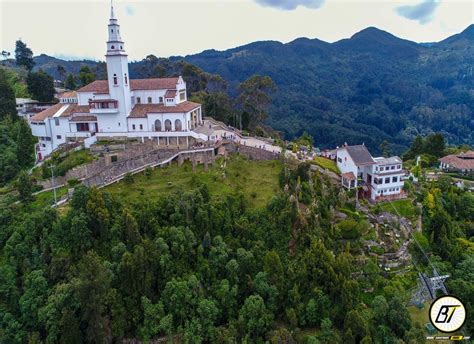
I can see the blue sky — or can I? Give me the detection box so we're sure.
[0,0,472,61]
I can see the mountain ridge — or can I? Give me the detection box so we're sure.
[7,25,472,153]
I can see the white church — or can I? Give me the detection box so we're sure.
[30,5,206,160]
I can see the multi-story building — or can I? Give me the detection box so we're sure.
[336,144,405,202]
[29,4,205,161]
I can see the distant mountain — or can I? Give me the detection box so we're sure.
[29,26,474,153]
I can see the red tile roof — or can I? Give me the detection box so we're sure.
[30,103,90,121]
[76,77,179,93]
[58,91,77,98]
[70,116,97,122]
[30,103,63,121]
[129,101,201,118]
[131,78,178,90]
[342,172,356,181]
[439,153,474,170]
[165,89,177,98]
[77,80,109,93]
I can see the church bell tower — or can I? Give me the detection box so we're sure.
[105,2,131,130]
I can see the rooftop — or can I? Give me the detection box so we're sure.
[373,156,402,165]
[30,103,90,121]
[58,91,77,99]
[76,77,180,93]
[439,152,474,170]
[339,144,375,165]
[128,101,200,118]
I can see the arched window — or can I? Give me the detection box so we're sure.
[154,120,161,131]
[111,45,115,50]
[147,97,152,104]
[165,119,172,131]
[174,119,182,131]
[113,74,118,85]
[124,73,128,85]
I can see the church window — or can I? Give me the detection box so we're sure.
[140,124,143,130]
[54,118,60,126]
[111,29,114,32]
[159,96,163,103]
[120,46,123,49]
[148,97,152,103]
[132,124,136,130]
[111,45,115,49]
[137,97,141,104]
[124,74,128,85]
[113,74,118,85]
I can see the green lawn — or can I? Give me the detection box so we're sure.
[31,186,68,210]
[312,157,340,175]
[31,149,95,180]
[105,155,282,208]
[408,302,430,327]
[378,199,416,220]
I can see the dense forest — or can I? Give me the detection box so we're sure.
[18,24,474,154]
[1,152,473,342]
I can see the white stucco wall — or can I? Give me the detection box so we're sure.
[127,118,148,131]
[336,148,358,176]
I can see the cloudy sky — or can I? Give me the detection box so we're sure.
[0,0,472,61]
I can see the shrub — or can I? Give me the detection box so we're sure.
[123,172,134,184]
[67,178,80,187]
[144,167,153,177]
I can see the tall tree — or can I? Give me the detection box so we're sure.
[56,64,66,79]
[79,66,96,86]
[424,133,446,158]
[16,170,33,203]
[236,75,276,131]
[0,68,17,121]
[27,69,55,102]
[15,40,35,71]
[64,73,77,90]
[74,250,112,343]
[14,118,35,167]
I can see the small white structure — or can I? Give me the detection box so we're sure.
[336,144,405,202]
[16,98,55,120]
[29,4,205,161]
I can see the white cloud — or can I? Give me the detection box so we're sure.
[396,0,440,25]
[254,0,324,11]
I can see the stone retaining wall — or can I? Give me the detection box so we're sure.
[223,142,279,160]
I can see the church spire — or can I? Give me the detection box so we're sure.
[106,0,125,56]
[110,0,115,20]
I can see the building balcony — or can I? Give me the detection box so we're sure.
[89,99,118,114]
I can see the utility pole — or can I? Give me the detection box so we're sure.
[50,164,57,205]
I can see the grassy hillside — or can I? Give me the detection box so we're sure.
[106,155,282,208]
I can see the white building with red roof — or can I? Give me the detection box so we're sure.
[29,4,204,160]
